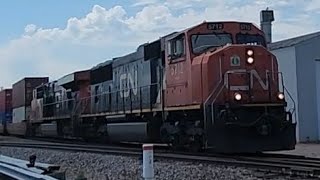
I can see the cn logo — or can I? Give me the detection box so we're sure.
[120,70,138,98]
[224,69,269,91]
[230,55,240,66]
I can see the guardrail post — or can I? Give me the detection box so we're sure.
[27,155,36,167]
[142,144,154,180]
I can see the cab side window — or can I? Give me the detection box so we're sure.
[168,35,185,60]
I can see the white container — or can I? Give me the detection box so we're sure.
[12,106,31,123]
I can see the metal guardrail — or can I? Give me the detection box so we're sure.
[0,155,64,180]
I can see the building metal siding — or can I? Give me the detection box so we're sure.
[295,36,320,141]
[272,34,320,142]
[315,60,320,140]
[271,46,300,140]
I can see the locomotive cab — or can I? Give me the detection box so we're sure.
[162,21,296,152]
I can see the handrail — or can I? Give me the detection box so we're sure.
[203,57,223,128]
[40,82,162,118]
[203,80,223,106]
[210,84,225,124]
[203,57,223,106]
[284,86,297,123]
[203,81,223,123]
[268,71,296,123]
[42,82,161,107]
[203,69,296,125]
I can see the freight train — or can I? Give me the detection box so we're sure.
[0,20,297,153]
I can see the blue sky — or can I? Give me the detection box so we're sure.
[0,0,319,88]
[0,0,134,42]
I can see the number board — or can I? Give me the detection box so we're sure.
[207,23,224,30]
[240,23,252,31]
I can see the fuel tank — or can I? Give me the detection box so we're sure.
[39,123,58,137]
[107,122,149,142]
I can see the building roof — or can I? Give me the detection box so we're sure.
[269,31,320,50]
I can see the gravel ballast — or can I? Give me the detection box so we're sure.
[0,147,311,180]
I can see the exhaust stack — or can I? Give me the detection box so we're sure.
[260,8,275,44]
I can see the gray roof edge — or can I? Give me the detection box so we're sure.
[269,31,320,50]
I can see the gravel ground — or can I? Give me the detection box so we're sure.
[275,143,320,158]
[0,147,313,180]
[0,136,318,180]
[0,135,35,142]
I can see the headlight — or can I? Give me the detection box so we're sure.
[277,92,285,100]
[247,57,254,64]
[234,93,242,101]
[247,50,254,56]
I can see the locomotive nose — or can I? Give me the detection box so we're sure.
[216,45,282,103]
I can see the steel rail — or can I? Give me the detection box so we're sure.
[1,142,320,178]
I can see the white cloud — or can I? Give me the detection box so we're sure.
[0,1,319,88]
[163,0,203,9]
[127,5,172,31]
[24,24,37,35]
[305,0,320,11]
[133,0,158,7]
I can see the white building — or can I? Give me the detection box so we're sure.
[269,32,320,142]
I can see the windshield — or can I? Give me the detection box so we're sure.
[236,34,266,47]
[191,34,232,54]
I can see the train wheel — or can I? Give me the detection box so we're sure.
[97,132,109,143]
[189,135,203,152]
[171,134,184,151]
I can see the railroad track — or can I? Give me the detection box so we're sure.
[1,141,320,179]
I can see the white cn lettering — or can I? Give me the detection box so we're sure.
[250,69,269,90]
[224,69,269,91]
[120,70,138,98]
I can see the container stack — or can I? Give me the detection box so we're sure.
[12,77,49,123]
[0,89,12,125]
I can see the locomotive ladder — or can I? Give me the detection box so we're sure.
[203,57,224,148]
[203,57,224,128]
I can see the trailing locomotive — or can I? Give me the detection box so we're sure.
[0,20,296,153]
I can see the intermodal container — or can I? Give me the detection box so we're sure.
[12,77,49,109]
[12,106,31,123]
[0,112,4,125]
[0,112,12,125]
[0,89,13,124]
[0,89,12,113]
